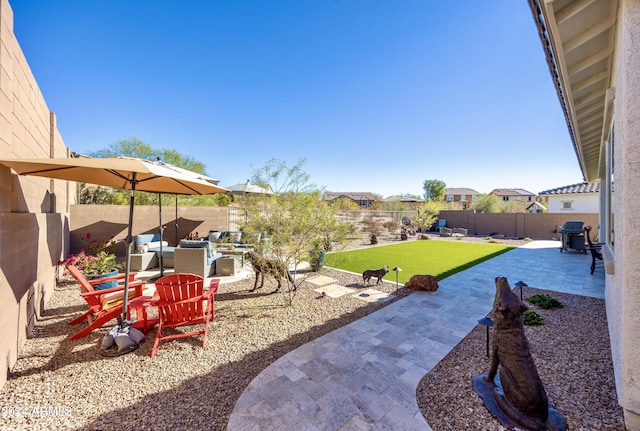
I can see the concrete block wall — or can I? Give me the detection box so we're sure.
[0,0,70,389]
[439,210,599,240]
[69,205,229,256]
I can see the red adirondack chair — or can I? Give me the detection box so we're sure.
[151,273,219,357]
[66,264,145,341]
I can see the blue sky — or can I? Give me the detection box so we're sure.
[10,1,584,197]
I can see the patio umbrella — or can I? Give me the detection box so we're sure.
[152,161,222,275]
[0,156,228,354]
[226,180,274,195]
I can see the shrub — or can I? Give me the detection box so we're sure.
[523,310,543,325]
[527,294,564,309]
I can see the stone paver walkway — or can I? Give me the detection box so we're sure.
[227,241,605,430]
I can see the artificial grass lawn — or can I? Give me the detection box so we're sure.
[325,240,515,284]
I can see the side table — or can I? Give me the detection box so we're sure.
[128,294,160,334]
[130,252,158,271]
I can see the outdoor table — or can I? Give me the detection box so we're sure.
[219,248,250,266]
[128,293,160,334]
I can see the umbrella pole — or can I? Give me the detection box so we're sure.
[121,177,137,323]
[175,195,178,246]
[159,193,164,277]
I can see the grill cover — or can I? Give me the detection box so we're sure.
[560,221,584,233]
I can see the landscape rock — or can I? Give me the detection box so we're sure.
[405,274,439,291]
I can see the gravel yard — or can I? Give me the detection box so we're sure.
[0,234,624,430]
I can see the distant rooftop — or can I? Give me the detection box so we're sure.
[445,188,480,195]
[539,182,599,195]
[323,192,375,201]
[490,188,536,196]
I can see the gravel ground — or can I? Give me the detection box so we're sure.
[0,234,624,430]
[417,286,625,430]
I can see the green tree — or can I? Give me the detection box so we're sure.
[471,194,502,213]
[77,184,114,204]
[80,137,228,206]
[423,179,446,201]
[415,200,442,231]
[89,136,155,160]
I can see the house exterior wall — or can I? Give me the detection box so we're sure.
[546,193,599,213]
[607,1,640,427]
[0,0,70,389]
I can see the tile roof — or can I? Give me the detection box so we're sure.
[445,188,480,195]
[490,188,536,196]
[539,182,599,195]
[324,192,375,201]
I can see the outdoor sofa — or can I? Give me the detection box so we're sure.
[135,234,176,267]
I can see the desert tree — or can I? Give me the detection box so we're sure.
[415,200,442,232]
[471,194,502,213]
[242,161,351,305]
[422,179,446,202]
[250,158,316,194]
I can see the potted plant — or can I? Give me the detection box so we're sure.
[59,249,122,290]
[84,251,122,289]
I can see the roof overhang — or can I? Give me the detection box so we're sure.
[529,0,618,182]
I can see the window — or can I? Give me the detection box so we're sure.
[516,196,522,201]
[446,195,454,201]
[472,195,477,201]
[562,201,572,210]
[460,194,466,201]
[503,196,509,201]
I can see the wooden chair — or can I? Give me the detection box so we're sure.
[151,273,220,357]
[66,264,145,341]
[584,226,603,274]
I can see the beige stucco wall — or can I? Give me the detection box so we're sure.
[0,0,70,389]
[606,0,640,427]
[546,193,599,213]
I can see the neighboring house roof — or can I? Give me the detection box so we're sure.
[324,192,375,201]
[383,195,423,202]
[490,188,536,196]
[445,188,480,195]
[539,182,599,196]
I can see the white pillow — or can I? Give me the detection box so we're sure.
[144,241,168,249]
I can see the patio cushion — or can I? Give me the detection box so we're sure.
[145,240,168,250]
[136,234,160,249]
[180,239,215,261]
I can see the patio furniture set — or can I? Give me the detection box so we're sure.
[66,263,219,357]
[131,230,255,277]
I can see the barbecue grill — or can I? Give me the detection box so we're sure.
[559,220,586,253]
